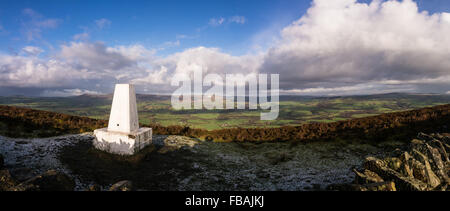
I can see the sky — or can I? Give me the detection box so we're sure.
[0,0,450,96]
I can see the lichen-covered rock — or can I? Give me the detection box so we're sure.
[109,180,133,191]
[12,170,75,191]
[353,169,384,184]
[411,149,441,188]
[399,152,414,178]
[384,157,402,171]
[349,133,450,191]
[409,158,427,183]
[364,156,429,191]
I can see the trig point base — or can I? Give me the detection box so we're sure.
[93,84,152,155]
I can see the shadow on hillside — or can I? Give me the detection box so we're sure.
[58,137,204,190]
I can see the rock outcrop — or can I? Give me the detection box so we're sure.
[350,133,450,191]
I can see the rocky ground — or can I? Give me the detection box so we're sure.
[0,132,415,191]
[0,134,92,190]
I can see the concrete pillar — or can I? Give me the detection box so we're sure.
[107,84,139,133]
[93,84,152,155]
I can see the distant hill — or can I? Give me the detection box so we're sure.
[0,104,448,144]
[0,93,449,130]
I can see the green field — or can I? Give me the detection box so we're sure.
[1,93,449,130]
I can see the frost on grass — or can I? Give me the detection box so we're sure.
[1,134,402,191]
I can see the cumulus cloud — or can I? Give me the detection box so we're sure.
[1,0,450,96]
[95,18,111,29]
[132,46,263,93]
[158,47,261,76]
[260,0,450,94]
[0,54,93,88]
[59,42,133,71]
[22,46,44,56]
[0,42,155,93]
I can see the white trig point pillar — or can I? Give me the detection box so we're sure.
[93,84,152,155]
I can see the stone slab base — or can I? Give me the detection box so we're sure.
[93,127,152,155]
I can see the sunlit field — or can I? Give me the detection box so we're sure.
[1,93,449,130]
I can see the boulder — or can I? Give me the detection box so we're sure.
[12,170,75,191]
[109,180,133,191]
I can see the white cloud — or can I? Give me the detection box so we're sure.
[59,42,131,70]
[41,89,103,97]
[160,40,181,49]
[2,0,450,96]
[22,46,44,56]
[0,54,94,88]
[176,34,188,39]
[73,32,90,40]
[107,44,156,61]
[209,16,247,26]
[229,16,246,24]
[132,47,263,92]
[260,0,450,94]
[95,18,111,29]
[34,19,61,28]
[160,47,261,76]
[131,66,168,85]
[0,42,153,90]
[209,17,225,26]
[282,81,415,96]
